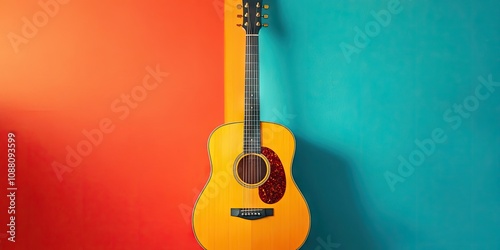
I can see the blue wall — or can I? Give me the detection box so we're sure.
[259,0,500,249]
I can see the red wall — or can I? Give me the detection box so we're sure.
[0,1,223,249]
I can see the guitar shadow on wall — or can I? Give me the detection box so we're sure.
[260,1,388,249]
[293,137,385,249]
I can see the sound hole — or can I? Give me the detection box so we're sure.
[236,154,268,185]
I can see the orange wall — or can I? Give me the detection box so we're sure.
[223,0,245,122]
[0,1,223,249]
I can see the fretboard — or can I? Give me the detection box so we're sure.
[243,34,261,154]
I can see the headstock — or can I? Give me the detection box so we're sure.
[237,0,269,34]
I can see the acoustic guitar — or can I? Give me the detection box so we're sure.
[192,1,310,249]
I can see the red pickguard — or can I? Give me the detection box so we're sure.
[259,147,286,204]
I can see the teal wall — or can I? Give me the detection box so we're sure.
[259,1,500,249]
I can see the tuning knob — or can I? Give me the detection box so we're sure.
[263,23,269,27]
[237,14,243,18]
[263,4,269,9]
[263,14,269,19]
[237,4,242,9]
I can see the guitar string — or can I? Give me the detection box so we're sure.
[249,32,255,212]
[250,29,252,238]
[254,30,259,215]
[248,15,252,213]
[254,33,258,215]
[247,31,251,212]
[254,33,259,215]
[245,32,248,212]
[248,32,251,211]
[250,32,253,211]
[252,33,256,211]
[252,33,256,213]
[252,34,256,211]
[251,33,254,211]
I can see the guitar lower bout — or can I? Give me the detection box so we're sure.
[192,122,310,250]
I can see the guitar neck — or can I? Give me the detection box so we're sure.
[243,34,261,154]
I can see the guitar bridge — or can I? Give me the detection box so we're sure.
[231,208,274,220]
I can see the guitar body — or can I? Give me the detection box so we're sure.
[192,122,310,250]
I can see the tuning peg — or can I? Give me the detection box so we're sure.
[263,14,269,19]
[237,24,242,27]
[263,23,269,27]
[237,14,243,18]
[263,4,269,9]
[237,4,242,9]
